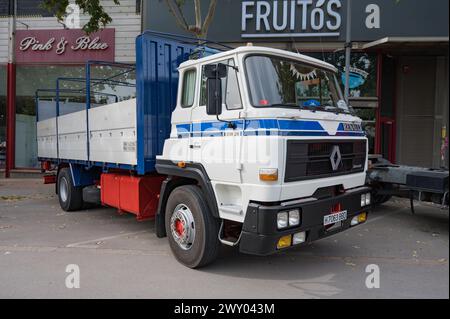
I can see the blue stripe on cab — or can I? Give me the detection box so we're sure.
[176,119,365,138]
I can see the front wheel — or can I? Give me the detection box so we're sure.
[165,185,220,268]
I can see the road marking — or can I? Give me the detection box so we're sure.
[66,230,151,248]
[0,245,170,256]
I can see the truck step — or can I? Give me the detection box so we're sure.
[218,220,242,247]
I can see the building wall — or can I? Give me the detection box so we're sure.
[396,54,449,169]
[0,0,141,64]
[434,55,449,169]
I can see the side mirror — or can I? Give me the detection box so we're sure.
[204,63,227,79]
[204,63,227,116]
[206,78,222,116]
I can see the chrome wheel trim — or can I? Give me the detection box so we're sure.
[170,204,195,250]
[59,176,69,203]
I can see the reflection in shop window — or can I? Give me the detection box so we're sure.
[309,52,378,154]
[0,66,6,169]
[16,65,136,168]
[309,52,377,98]
[354,108,376,155]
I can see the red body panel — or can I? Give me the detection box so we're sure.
[43,175,57,184]
[101,173,165,221]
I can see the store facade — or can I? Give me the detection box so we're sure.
[0,0,141,175]
[143,0,449,168]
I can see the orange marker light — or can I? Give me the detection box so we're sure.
[259,168,278,181]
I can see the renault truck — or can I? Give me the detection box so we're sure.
[37,31,371,268]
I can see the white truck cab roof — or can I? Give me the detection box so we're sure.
[178,45,338,73]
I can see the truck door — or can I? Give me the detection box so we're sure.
[190,58,243,183]
[170,67,198,164]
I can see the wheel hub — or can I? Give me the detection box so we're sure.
[170,204,195,250]
[59,177,69,203]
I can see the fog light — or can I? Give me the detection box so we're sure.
[289,209,300,227]
[365,193,371,206]
[361,194,366,207]
[351,213,368,226]
[358,212,368,223]
[277,235,292,249]
[277,212,289,229]
[293,232,306,245]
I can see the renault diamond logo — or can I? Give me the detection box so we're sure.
[330,146,342,171]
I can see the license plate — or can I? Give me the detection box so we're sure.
[324,210,348,226]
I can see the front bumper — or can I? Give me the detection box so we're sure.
[239,187,371,256]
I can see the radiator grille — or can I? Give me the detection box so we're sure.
[285,140,367,182]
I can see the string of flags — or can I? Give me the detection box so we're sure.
[290,64,318,81]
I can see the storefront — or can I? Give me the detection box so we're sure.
[0,0,141,175]
[143,0,449,168]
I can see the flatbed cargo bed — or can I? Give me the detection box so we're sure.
[36,33,199,174]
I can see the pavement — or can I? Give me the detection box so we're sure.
[0,178,448,299]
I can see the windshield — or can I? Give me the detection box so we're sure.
[245,55,350,113]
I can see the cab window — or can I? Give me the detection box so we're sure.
[200,59,242,110]
[181,69,197,108]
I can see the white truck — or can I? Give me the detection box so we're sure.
[37,31,371,268]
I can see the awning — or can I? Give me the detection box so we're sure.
[362,37,449,53]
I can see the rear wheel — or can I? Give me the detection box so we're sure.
[57,168,83,212]
[165,185,220,268]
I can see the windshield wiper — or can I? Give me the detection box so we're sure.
[267,103,298,108]
[265,103,352,115]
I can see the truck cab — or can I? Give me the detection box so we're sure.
[156,45,371,266]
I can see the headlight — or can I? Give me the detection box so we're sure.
[277,212,289,229]
[288,209,300,227]
[278,210,301,229]
[361,193,371,207]
[365,193,371,206]
[293,232,306,245]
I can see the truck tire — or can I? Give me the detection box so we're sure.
[372,183,394,206]
[57,168,83,212]
[165,185,220,268]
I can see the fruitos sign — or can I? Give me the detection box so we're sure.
[15,29,115,63]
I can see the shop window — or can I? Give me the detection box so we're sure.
[0,66,6,169]
[17,0,54,17]
[309,52,377,99]
[136,0,141,14]
[309,52,378,154]
[0,2,8,16]
[15,65,136,168]
[354,108,376,155]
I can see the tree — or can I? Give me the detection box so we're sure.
[42,0,120,34]
[164,0,218,38]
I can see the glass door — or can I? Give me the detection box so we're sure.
[376,55,397,163]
